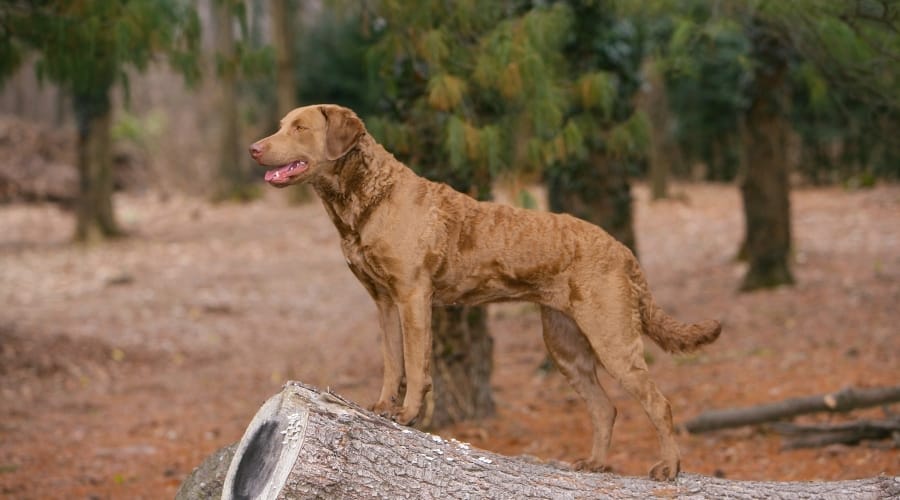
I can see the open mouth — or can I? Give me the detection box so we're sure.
[264,160,309,186]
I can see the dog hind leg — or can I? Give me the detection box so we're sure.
[571,291,681,481]
[541,306,617,472]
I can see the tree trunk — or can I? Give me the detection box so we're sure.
[738,26,794,291]
[423,305,494,429]
[638,58,680,201]
[271,0,314,204]
[271,0,295,116]
[73,89,122,242]
[177,382,900,499]
[213,0,253,201]
[547,153,637,255]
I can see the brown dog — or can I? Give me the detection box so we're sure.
[249,104,721,480]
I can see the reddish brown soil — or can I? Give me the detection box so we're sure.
[1,183,898,499]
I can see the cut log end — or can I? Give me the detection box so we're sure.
[178,382,900,499]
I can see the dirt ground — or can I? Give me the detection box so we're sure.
[0,182,897,499]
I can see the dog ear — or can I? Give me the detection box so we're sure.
[320,105,365,160]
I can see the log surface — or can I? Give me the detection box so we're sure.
[177,382,900,499]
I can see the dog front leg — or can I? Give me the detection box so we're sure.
[372,296,404,417]
[394,292,433,425]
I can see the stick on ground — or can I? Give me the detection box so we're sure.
[683,385,900,434]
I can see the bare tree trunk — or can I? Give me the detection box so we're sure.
[213,0,253,201]
[738,25,794,291]
[271,0,314,204]
[547,153,637,255]
[177,382,900,499]
[638,58,680,201]
[73,89,122,242]
[423,305,494,429]
[271,0,295,116]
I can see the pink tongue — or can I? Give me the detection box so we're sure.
[264,161,306,182]
[264,165,292,182]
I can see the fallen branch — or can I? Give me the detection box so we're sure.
[772,417,900,449]
[684,385,900,434]
[177,382,899,499]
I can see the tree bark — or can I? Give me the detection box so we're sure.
[738,25,794,291]
[547,153,637,255]
[684,385,900,434]
[213,0,253,201]
[270,0,295,116]
[423,305,495,429]
[271,0,314,204]
[177,382,900,499]
[638,58,680,201]
[73,89,122,242]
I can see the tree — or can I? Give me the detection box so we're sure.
[270,0,295,117]
[545,0,647,254]
[637,57,681,200]
[0,0,200,241]
[211,0,275,201]
[739,1,900,289]
[738,18,794,290]
[632,0,900,290]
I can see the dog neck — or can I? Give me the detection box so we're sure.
[311,134,399,237]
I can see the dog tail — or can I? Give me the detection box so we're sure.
[629,259,721,353]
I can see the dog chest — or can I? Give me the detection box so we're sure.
[340,238,398,292]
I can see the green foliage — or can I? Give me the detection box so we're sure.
[291,5,378,117]
[575,71,617,117]
[632,0,900,182]
[1,0,201,100]
[112,109,166,148]
[357,0,648,199]
[642,2,752,180]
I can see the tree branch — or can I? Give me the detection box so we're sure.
[683,386,900,434]
[772,417,900,449]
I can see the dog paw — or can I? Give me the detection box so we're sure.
[572,458,613,473]
[649,460,679,481]
[370,400,397,418]
[392,407,419,426]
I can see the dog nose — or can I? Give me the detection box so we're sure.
[249,142,264,159]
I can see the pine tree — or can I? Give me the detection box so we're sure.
[631,0,900,290]
[0,0,200,241]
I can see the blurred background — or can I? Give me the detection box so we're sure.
[1,0,898,498]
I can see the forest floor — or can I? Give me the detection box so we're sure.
[0,182,898,499]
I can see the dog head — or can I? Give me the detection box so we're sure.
[249,104,365,187]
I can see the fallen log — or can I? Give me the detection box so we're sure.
[772,417,900,449]
[177,382,899,499]
[683,385,900,434]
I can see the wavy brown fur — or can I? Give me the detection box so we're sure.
[628,258,722,353]
[249,104,723,481]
